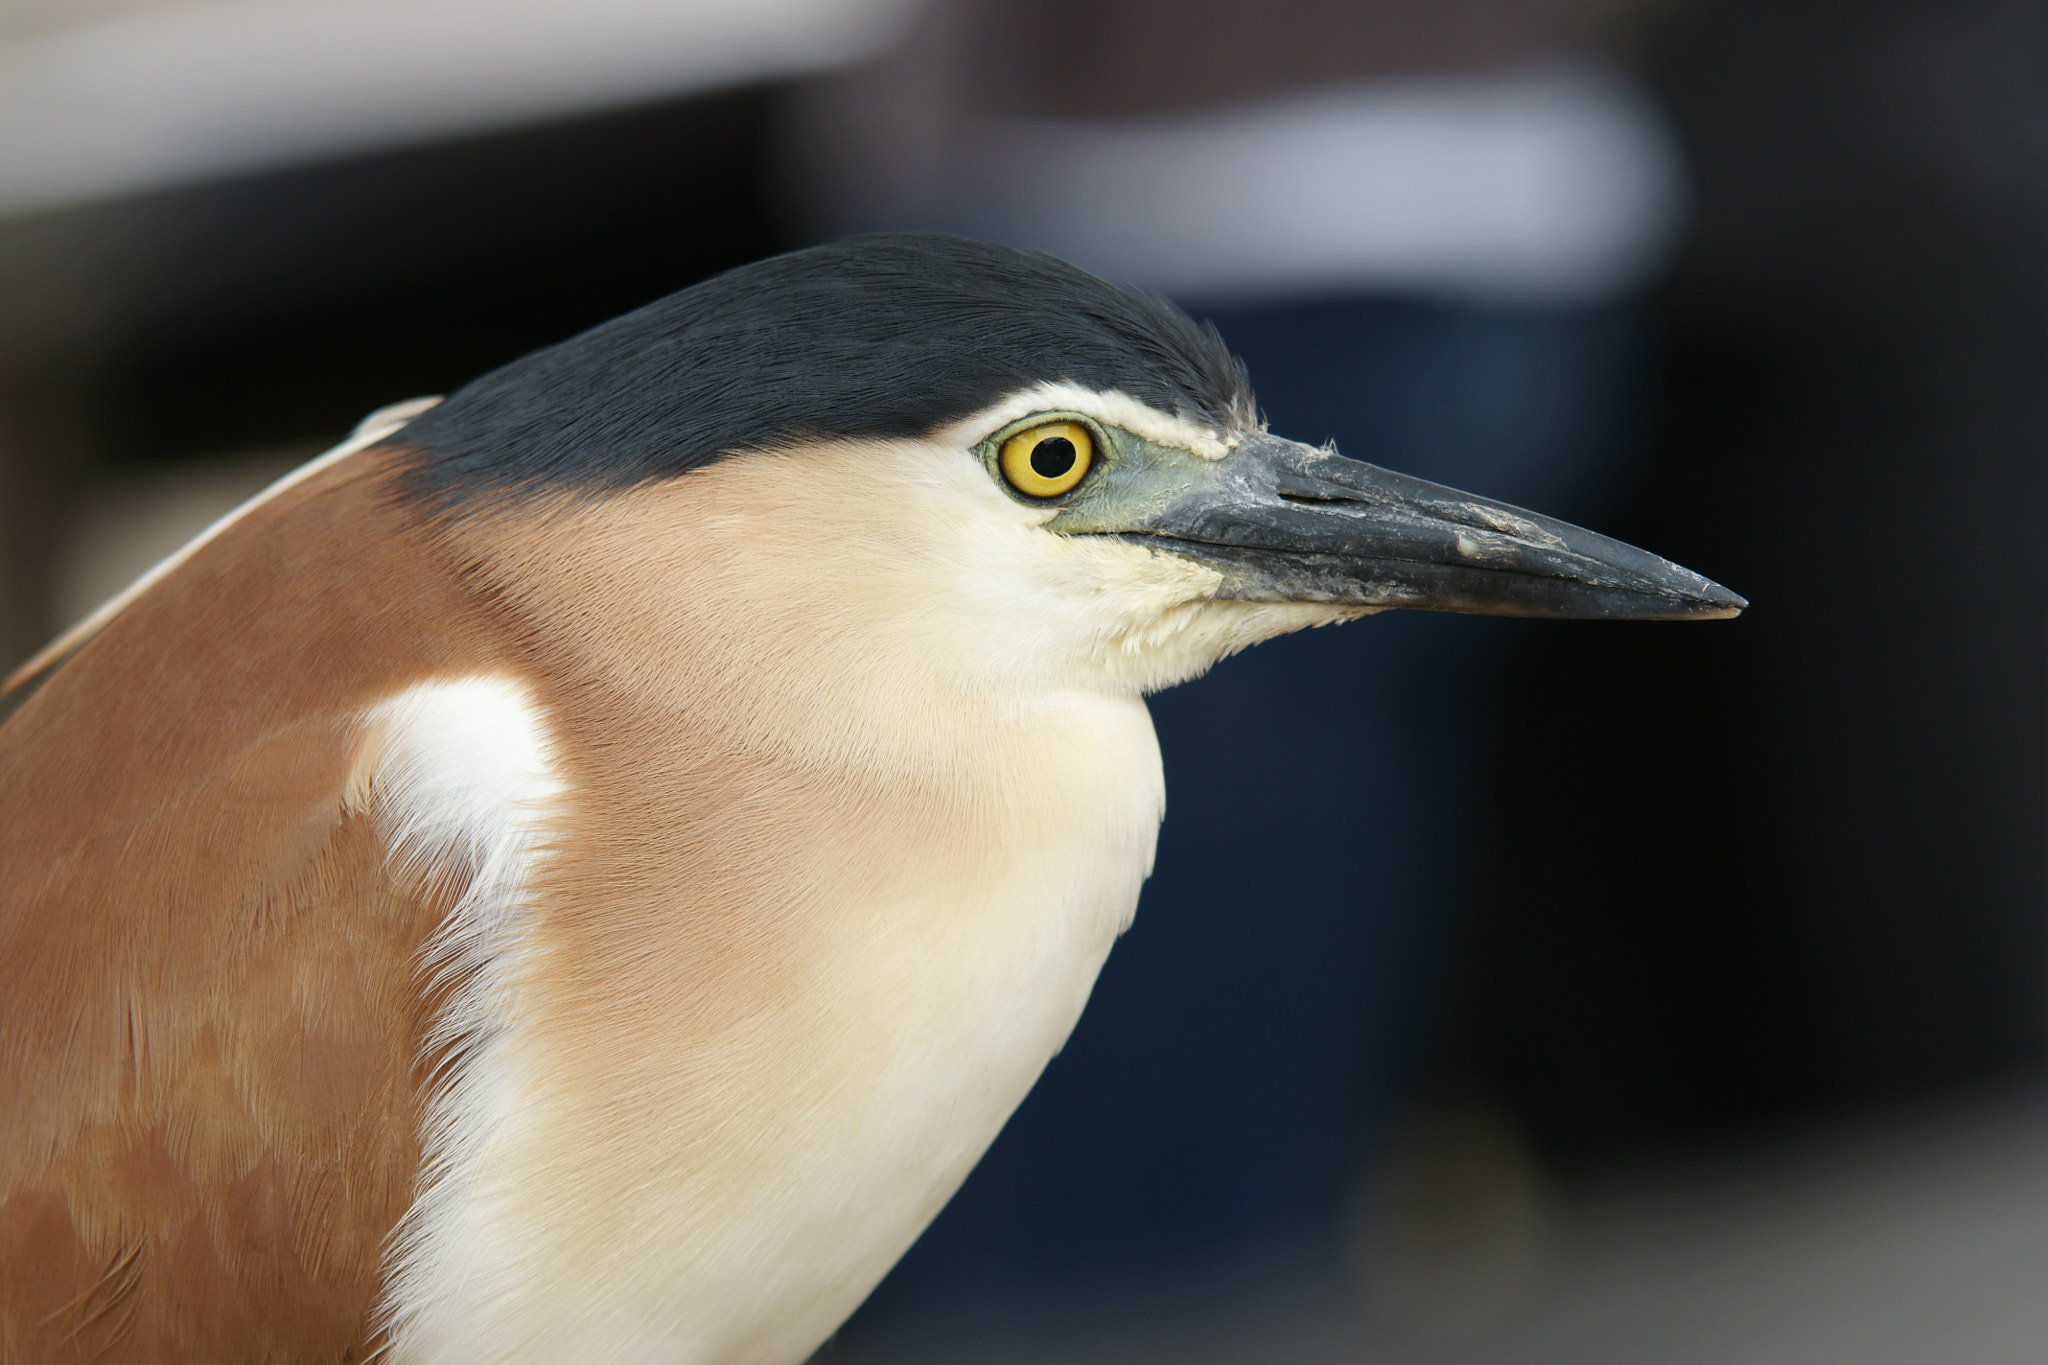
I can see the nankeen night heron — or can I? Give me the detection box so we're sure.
[0,234,1740,1363]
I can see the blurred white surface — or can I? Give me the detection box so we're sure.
[0,0,914,219]
[926,66,1684,306]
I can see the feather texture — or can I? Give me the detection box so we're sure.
[0,447,513,1361]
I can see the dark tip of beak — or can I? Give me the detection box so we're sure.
[1116,436,1746,623]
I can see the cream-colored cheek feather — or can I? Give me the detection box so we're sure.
[1043,535,1375,693]
[463,438,1372,785]
[677,438,1370,700]
[475,438,1341,718]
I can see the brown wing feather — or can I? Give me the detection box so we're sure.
[0,448,514,1362]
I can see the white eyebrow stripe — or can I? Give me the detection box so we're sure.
[936,382,1241,461]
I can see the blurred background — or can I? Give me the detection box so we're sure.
[4,0,2047,1360]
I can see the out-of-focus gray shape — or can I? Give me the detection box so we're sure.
[0,0,915,219]
[835,1086,2048,1364]
[1476,1088,2048,1365]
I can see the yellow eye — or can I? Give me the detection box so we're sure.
[999,421,1094,498]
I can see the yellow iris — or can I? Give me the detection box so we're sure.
[998,422,1095,498]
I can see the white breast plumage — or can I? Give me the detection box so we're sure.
[363,673,1162,1365]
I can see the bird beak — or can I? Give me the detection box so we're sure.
[1100,432,1744,620]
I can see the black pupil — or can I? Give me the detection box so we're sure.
[1030,436,1077,480]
